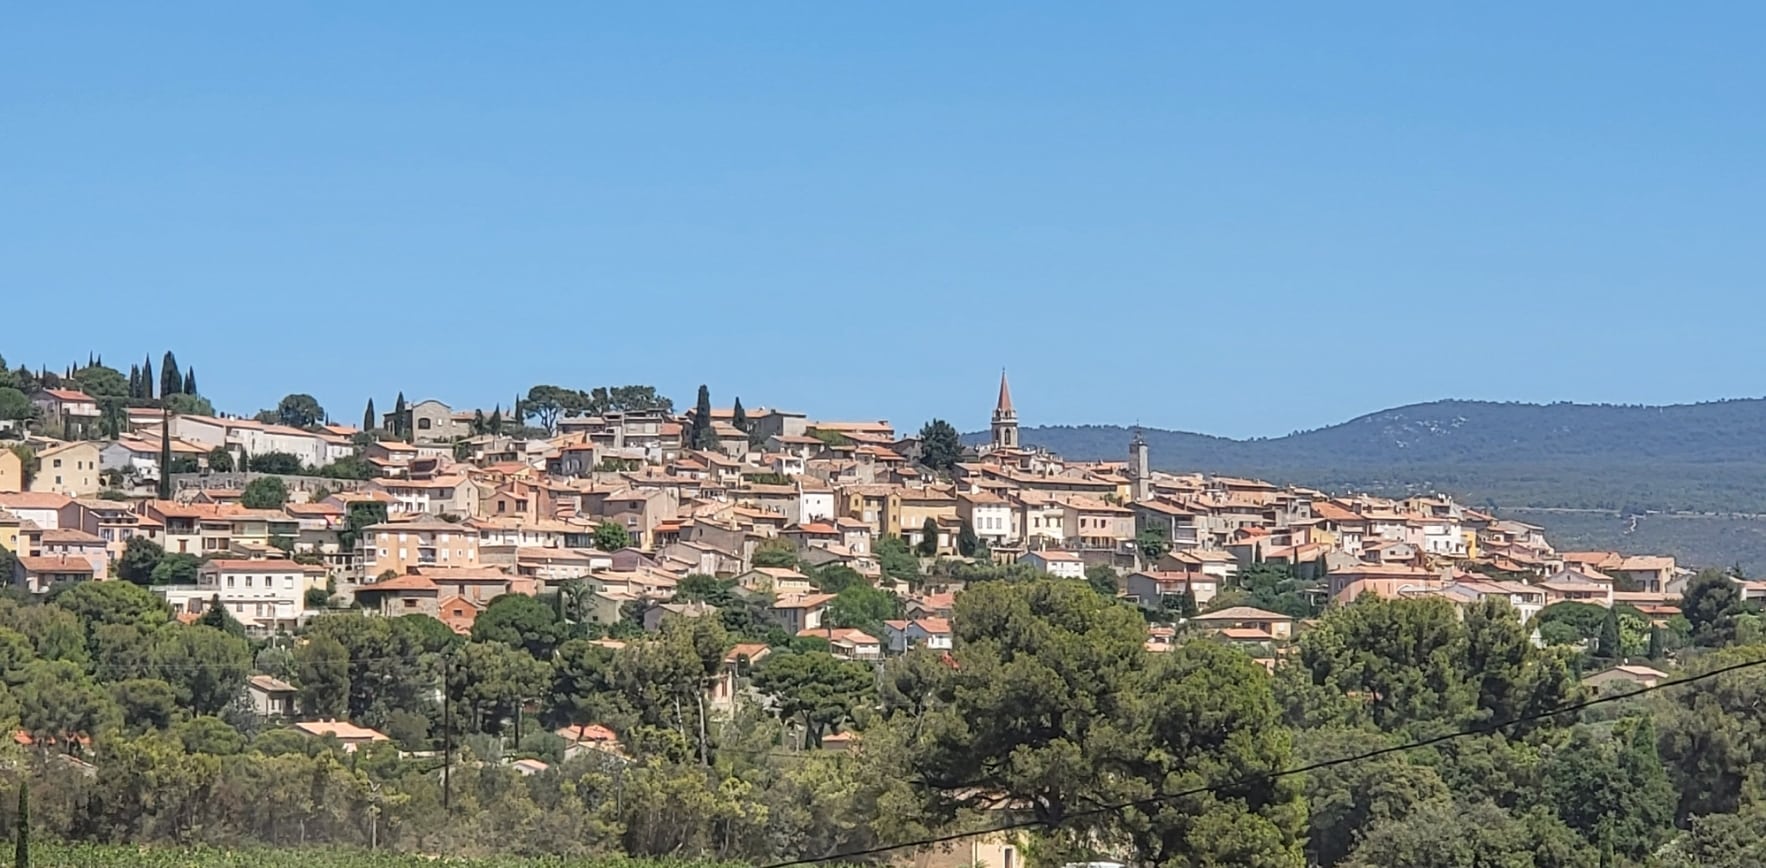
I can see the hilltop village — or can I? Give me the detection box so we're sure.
[0,366,1695,651]
[0,355,1755,865]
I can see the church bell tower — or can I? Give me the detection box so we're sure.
[991,370,1019,450]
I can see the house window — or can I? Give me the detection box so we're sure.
[227,576,235,588]
[418,418,432,430]
[404,598,418,609]
[52,459,61,468]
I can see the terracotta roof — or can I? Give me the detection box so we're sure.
[38,388,93,402]
[771,593,835,609]
[359,574,439,592]
[557,723,618,743]
[1193,606,1294,622]
[15,555,93,574]
[724,642,771,663]
[292,720,388,742]
[38,528,103,545]
[0,493,74,510]
[203,559,326,574]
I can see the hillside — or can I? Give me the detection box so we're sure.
[976,398,1766,514]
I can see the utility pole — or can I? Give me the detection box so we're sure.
[442,652,452,812]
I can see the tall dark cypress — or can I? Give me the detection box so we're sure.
[161,351,181,397]
[142,356,154,400]
[691,384,715,449]
[157,406,173,500]
[183,368,196,396]
[15,778,28,868]
[129,365,141,399]
[392,392,408,440]
[364,398,377,432]
[731,397,748,433]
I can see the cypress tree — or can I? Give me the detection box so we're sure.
[237,445,250,474]
[15,778,28,868]
[1598,606,1622,659]
[129,365,141,399]
[157,406,173,500]
[487,406,503,435]
[364,398,376,433]
[141,356,154,400]
[160,351,181,397]
[1647,625,1664,660]
[690,385,714,449]
[392,392,408,440]
[732,396,748,433]
[183,368,197,396]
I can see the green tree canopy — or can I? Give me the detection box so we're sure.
[471,593,565,659]
[751,650,873,748]
[917,419,963,472]
[274,393,326,428]
[590,521,632,552]
[115,537,166,585]
[240,476,290,509]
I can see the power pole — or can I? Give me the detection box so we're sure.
[442,652,452,812]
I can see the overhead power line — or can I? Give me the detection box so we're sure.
[757,654,1766,868]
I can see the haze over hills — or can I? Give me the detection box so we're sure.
[972,398,1766,515]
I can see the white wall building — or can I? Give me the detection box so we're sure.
[157,558,326,635]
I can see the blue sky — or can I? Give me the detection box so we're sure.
[6,4,1766,439]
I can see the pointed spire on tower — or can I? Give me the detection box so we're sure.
[990,369,1020,451]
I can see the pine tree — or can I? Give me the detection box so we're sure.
[690,385,715,449]
[183,368,196,395]
[15,778,28,868]
[392,392,408,441]
[161,351,181,397]
[732,397,748,432]
[157,406,173,500]
[141,356,154,400]
[363,398,377,433]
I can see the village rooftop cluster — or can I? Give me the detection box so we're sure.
[0,370,1699,675]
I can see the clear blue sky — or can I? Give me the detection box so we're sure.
[7,4,1766,439]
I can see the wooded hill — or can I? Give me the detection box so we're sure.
[991,398,1766,514]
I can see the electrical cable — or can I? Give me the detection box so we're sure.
[756,653,1766,868]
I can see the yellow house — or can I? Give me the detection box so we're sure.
[0,449,21,493]
[29,441,103,497]
[890,489,959,542]
[0,509,21,559]
[1462,529,1480,560]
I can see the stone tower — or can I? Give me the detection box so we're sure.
[991,370,1019,450]
[1129,427,1151,501]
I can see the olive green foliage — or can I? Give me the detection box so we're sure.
[4,533,1766,868]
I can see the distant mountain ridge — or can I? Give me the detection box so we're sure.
[968,398,1766,514]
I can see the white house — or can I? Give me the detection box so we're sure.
[157,558,326,635]
[1018,550,1086,580]
[883,617,953,654]
[960,492,1015,545]
[166,416,352,470]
